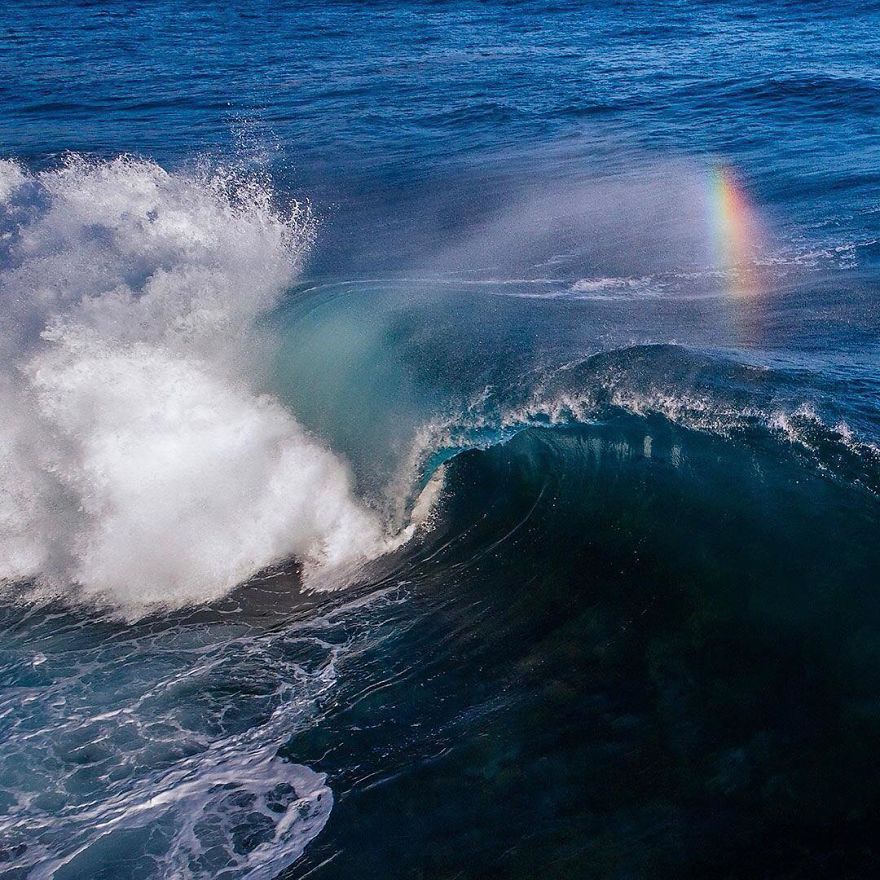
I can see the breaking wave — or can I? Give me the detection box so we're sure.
[0,156,393,613]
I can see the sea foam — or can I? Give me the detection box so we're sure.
[0,156,388,612]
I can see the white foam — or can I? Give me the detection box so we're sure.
[0,158,26,201]
[567,276,659,299]
[0,619,348,880]
[0,156,390,613]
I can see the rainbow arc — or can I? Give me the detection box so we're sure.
[710,166,762,297]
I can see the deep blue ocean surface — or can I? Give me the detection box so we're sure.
[1,2,879,878]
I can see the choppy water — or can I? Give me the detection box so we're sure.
[1,2,879,878]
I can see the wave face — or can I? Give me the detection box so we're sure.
[0,158,387,612]
[283,415,880,880]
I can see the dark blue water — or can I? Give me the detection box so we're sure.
[1,2,879,878]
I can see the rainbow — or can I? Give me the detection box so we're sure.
[709,165,762,296]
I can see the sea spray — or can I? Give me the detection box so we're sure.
[0,156,389,612]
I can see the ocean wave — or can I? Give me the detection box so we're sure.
[0,156,874,621]
[398,344,880,498]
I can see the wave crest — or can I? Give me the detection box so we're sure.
[402,345,880,497]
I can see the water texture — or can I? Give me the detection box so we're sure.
[1,2,879,878]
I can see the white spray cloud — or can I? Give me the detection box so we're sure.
[0,156,388,612]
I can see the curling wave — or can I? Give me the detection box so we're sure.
[401,344,880,502]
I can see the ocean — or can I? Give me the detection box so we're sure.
[1,1,879,877]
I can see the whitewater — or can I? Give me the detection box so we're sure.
[0,157,400,612]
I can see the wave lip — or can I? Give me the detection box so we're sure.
[399,344,880,498]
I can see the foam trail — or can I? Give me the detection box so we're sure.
[0,156,389,613]
[0,610,347,880]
